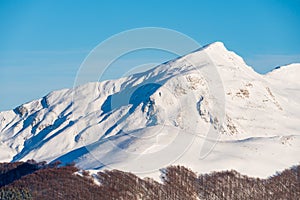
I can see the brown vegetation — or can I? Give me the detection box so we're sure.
[0,161,299,200]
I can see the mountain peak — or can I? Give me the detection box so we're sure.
[192,41,227,53]
[204,41,226,49]
[267,63,300,74]
[189,41,253,73]
[266,63,300,84]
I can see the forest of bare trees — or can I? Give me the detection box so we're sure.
[0,161,299,200]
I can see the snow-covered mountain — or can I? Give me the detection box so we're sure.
[0,42,299,180]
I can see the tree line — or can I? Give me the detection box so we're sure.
[0,160,299,199]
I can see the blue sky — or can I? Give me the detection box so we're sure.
[0,0,300,111]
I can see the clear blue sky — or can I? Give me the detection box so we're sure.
[0,0,300,111]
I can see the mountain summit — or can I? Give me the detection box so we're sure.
[0,42,299,179]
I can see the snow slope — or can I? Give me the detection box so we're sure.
[0,42,299,180]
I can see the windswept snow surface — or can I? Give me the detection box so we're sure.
[0,42,299,180]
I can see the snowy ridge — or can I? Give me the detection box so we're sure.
[0,42,299,180]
